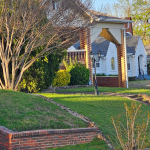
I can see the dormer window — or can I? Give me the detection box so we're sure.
[52,1,57,10]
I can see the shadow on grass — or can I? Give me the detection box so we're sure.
[41,93,150,147]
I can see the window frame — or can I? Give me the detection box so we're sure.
[127,56,131,70]
[111,57,115,70]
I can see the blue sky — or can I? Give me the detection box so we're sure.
[93,0,118,9]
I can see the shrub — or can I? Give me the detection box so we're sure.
[69,63,90,85]
[18,67,45,93]
[18,53,63,93]
[52,70,71,87]
[63,58,77,72]
[110,102,150,150]
[95,73,107,76]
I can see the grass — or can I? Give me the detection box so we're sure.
[57,86,150,95]
[47,138,110,150]
[40,93,150,147]
[0,89,86,131]
[129,80,150,89]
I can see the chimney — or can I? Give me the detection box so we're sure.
[125,17,133,36]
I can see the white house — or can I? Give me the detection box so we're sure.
[69,32,147,78]
[91,32,147,77]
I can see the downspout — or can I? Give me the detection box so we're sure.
[122,22,129,88]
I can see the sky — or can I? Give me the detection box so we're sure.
[93,0,118,10]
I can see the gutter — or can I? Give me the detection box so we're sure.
[95,18,133,24]
[122,22,129,88]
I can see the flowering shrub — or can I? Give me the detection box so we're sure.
[52,70,71,87]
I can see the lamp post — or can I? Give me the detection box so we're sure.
[90,51,101,95]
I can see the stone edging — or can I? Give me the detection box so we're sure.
[38,95,114,149]
[56,85,94,90]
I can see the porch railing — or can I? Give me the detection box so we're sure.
[65,50,86,61]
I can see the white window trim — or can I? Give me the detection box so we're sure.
[127,57,131,71]
[111,57,115,70]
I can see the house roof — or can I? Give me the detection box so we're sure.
[145,45,150,55]
[73,1,133,24]
[145,45,150,59]
[70,34,140,57]
[126,36,140,55]
[91,35,140,57]
[91,37,110,56]
[89,10,122,20]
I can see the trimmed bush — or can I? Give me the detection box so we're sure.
[52,70,71,87]
[70,63,90,85]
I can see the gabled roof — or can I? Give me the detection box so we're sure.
[91,37,110,56]
[145,45,150,55]
[126,36,140,55]
[91,35,140,56]
[69,34,140,57]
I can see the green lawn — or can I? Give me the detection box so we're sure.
[0,89,86,131]
[41,93,150,148]
[57,86,150,95]
[48,138,109,150]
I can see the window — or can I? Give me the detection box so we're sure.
[127,57,130,70]
[111,57,115,70]
[96,63,100,68]
[92,62,100,68]
[92,63,94,68]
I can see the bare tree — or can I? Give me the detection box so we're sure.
[0,0,92,91]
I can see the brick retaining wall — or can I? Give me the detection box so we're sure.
[94,76,119,87]
[0,126,98,150]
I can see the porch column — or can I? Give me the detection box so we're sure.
[79,28,93,84]
[117,30,127,88]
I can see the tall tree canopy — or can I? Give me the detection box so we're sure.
[132,0,150,45]
[0,0,92,90]
[97,0,150,45]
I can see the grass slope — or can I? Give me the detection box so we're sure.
[41,93,150,147]
[0,90,86,131]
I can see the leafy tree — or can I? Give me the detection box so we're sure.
[132,0,150,45]
[18,53,63,92]
[0,0,92,91]
[97,0,150,45]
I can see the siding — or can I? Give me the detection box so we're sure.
[134,38,147,76]
[92,37,147,77]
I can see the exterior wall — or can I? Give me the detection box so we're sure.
[94,76,119,87]
[93,58,106,74]
[90,23,124,43]
[134,38,147,76]
[0,126,98,150]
